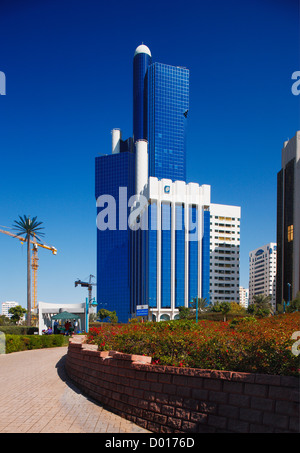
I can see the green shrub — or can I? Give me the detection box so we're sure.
[4,334,68,353]
[229,316,257,329]
[0,326,38,335]
[5,335,24,353]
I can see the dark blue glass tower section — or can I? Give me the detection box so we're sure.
[148,63,189,182]
[95,152,135,323]
[133,51,152,142]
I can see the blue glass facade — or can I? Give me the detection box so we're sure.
[148,63,189,182]
[95,152,135,323]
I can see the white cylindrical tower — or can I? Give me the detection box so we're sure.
[135,139,148,195]
[111,129,121,154]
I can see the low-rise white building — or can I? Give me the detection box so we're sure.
[239,286,249,308]
[1,301,18,318]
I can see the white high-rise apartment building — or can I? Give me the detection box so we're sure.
[209,204,241,304]
[239,286,249,308]
[1,301,18,318]
[249,243,277,309]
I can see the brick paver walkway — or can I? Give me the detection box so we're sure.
[0,347,149,433]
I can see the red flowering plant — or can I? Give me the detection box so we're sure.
[86,313,300,376]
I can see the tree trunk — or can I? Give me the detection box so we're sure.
[27,234,31,326]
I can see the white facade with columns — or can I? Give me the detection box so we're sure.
[140,177,211,321]
[128,137,242,320]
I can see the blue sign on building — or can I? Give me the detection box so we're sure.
[136,305,149,317]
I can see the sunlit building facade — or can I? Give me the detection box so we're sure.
[209,205,241,304]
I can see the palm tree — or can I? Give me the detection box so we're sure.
[13,215,44,326]
[248,294,273,317]
[190,297,208,312]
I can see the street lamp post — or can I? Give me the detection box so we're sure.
[85,297,97,332]
[190,299,198,323]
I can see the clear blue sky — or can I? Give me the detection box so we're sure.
[0,0,299,310]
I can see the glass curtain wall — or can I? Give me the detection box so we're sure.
[95,152,135,323]
[148,63,189,182]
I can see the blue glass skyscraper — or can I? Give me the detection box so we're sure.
[95,44,214,323]
[133,46,189,181]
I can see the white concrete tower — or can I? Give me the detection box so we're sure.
[135,139,148,195]
[111,128,121,154]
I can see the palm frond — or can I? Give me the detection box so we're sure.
[12,214,45,242]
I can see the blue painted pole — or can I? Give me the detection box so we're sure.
[85,297,89,332]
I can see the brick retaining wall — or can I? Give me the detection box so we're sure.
[65,336,299,433]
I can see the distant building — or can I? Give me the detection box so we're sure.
[239,286,249,308]
[276,131,300,306]
[249,243,277,310]
[1,301,18,318]
[209,205,241,304]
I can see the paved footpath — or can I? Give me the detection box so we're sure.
[0,347,149,433]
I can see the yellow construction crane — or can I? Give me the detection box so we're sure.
[0,227,57,309]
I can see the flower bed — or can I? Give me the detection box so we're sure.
[86,313,300,376]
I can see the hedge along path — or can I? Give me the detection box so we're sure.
[0,332,5,354]
[0,347,149,433]
[3,333,70,353]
